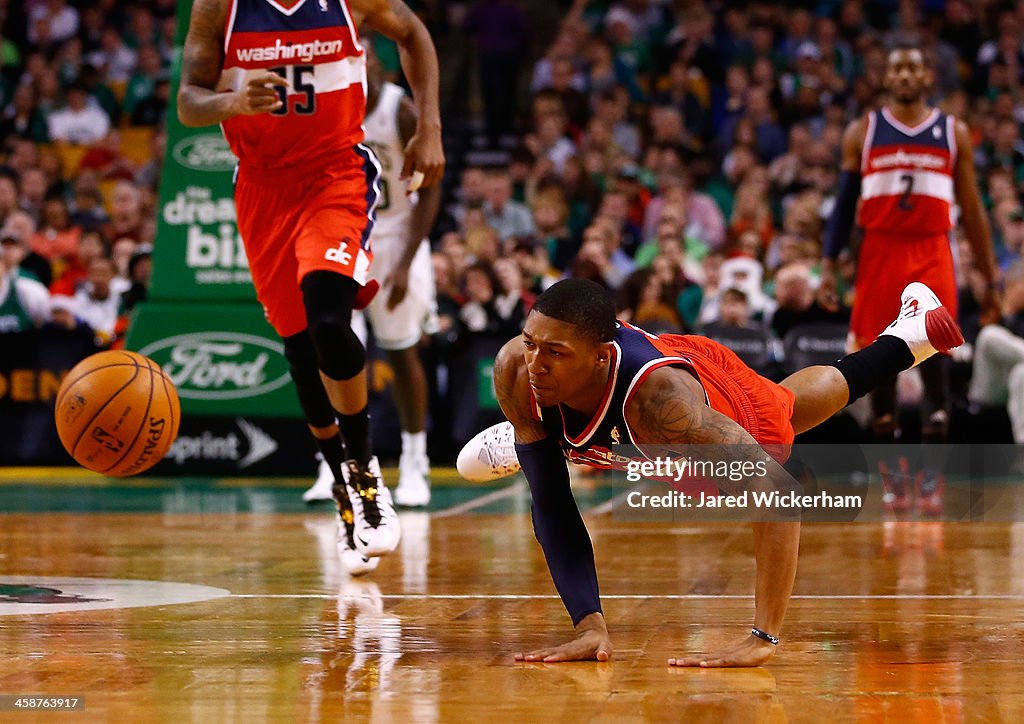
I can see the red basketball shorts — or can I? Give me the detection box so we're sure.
[234,146,381,338]
[850,230,957,349]
[657,334,797,462]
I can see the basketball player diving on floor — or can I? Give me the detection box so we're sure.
[486,277,963,667]
[177,0,443,571]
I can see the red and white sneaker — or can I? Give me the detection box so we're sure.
[879,282,964,367]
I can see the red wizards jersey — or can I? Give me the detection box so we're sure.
[859,108,956,236]
[220,0,366,173]
[529,322,796,472]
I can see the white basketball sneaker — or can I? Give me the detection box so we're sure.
[337,504,380,576]
[457,421,521,482]
[342,456,401,556]
[303,455,335,503]
[879,282,964,367]
[394,453,431,507]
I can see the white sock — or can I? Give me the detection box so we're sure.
[401,430,427,459]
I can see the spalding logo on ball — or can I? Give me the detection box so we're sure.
[54,350,181,476]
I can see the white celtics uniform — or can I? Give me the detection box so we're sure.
[361,82,439,351]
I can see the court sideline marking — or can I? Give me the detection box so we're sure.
[432,481,527,517]
[229,593,1024,600]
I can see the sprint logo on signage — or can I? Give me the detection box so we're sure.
[167,418,279,468]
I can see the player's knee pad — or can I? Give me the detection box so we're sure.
[282,331,319,385]
[282,331,335,428]
[301,271,366,381]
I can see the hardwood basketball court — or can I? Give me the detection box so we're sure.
[2,467,1023,721]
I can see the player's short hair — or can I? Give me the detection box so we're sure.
[531,278,617,344]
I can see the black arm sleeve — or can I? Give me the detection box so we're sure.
[515,438,602,625]
[823,170,862,260]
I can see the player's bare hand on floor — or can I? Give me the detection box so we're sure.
[668,634,776,668]
[514,613,612,663]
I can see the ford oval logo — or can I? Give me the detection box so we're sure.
[171,134,237,172]
[138,332,290,401]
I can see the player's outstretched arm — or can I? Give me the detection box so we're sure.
[177,0,288,127]
[819,116,866,310]
[493,338,612,663]
[354,0,445,188]
[953,119,1001,324]
[626,367,800,668]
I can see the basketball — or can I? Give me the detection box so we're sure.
[54,350,181,477]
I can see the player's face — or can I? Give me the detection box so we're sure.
[522,312,608,407]
[885,49,929,103]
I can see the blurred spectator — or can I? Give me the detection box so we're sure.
[492,256,533,328]
[770,262,849,339]
[1,221,51,287]
[525,108,576,174]
[46,83,110,144]
[119,243,151,314]
[617,265,684,335]
[595,187,642,253]
[1,84,49,143]
[78,130,136,181]
[30,194,81,264]
[0,172,19,225]
[482,168,534,241]
[130,78,170,127]
[135,130,166,191]
[86,28,136,84]
[67,255,125,344]
[0,239,50,333]
[28,0,79,47]
[100,180,144,244]
[111,237,137,280]
[69,173,110,231]
[531,188,577,272]
[703,287,780,376]
[50,228,106,296]
[969,262,1024,442]
[575,221,634,289]
[123,43,166,119]
[458,261,521,340]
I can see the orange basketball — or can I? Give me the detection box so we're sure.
[54,350,181,476]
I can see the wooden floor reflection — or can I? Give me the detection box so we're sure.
[3,507,1024,721]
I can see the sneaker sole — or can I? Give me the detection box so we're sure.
[924,306,964,353]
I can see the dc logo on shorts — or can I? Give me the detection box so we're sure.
[325,242,354,265]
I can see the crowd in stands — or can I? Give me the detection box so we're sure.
[0,0,163,347]
[432,0,1024,445]
[5,0,1024,445]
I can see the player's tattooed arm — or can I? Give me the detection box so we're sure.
[629,366,799,669]
[353,0,444,187]
[627,366,750,447]
[626,366,799,499]
[494,337,548,445]
[178,0,287,126]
